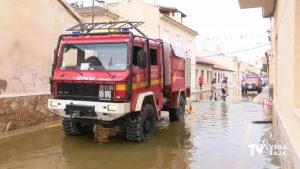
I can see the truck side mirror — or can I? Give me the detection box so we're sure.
[137,50,147,69]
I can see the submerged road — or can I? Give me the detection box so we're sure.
[0,87,281,169]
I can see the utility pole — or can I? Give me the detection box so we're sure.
[92,0,95,24]
[92,0,104,24]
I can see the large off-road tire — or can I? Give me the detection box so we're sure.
[257,88,262,94]
[62,118,93,136]
[169,96,185,121]
[126,104,156,142]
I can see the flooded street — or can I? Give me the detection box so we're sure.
[0,88,281,169]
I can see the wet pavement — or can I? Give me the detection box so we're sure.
[0,87,281,169]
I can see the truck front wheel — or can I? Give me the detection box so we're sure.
[169,96,185,121]
[62,118,93,136]
[126,104,156,142]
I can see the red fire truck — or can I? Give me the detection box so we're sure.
[48,21,189,142]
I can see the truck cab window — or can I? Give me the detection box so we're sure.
[133,46,142,66]
[150,49,158,65]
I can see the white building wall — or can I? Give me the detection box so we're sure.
[96,0,198,92]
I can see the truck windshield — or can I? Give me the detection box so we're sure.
[246,77,258,81]
[59,43,127,71]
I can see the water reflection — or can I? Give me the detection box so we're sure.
[62,120,192,169]
[191,87,257,102]
[187,101,281,169]
[0,88,281,169]
[0,127,65,169]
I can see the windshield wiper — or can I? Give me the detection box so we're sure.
[109,57,113,66]
[104,72,116,78]
[74,70,83,76]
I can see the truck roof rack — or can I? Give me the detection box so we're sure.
[66,21,147,37]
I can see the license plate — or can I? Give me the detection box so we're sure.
[99,85,114,100]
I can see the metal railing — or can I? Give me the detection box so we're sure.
[66,21,147,37]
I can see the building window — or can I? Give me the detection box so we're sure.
[207,71,210,82]
[176,34,181,46]
[201,70,204,76]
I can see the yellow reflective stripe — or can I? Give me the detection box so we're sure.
[116,80,161,91]
[116,84,127,91]
[132,82,147,90]
[151,79,161,85]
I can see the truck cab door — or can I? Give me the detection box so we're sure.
[131,45,147,91]
[149,47,163,111]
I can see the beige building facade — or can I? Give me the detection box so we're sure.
[198,50,241,85]
[0,0,80,132]
[239,0,300,168]
[212,64,235,88]
[195,57,235,91]
[240,61,261,77]
[195,57,214,91]
[206,56,241,85]
[75,0,198,92]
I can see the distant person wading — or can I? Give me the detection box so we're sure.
[221,77,229,101]
[199,75,204,90]
[210,78,217,101]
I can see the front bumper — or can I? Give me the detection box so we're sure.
[48,99,130,121]
[242,85,261,91]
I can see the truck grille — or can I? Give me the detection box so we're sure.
[57,83,101,101]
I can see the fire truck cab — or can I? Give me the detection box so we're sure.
[48,21,189,142]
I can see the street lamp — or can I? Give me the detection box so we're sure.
[92,0,105,24]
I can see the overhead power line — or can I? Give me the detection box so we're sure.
[201,44,270,57]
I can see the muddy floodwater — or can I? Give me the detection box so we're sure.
[0,88,281,169]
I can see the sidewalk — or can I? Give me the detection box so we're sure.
[253,86,270,103]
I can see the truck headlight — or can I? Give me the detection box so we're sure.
[107,105,116,112]
[50,100,59,108]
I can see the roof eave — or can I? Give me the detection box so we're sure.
[238,0,275,18]
[58,0,83,23]
[196,61,214,66]
[160,15,198,36]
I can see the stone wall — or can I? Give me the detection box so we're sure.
[0,94,60,132]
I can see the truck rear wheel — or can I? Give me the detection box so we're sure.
[169,96,185,121]
[126,104,156,142]
[257,89,262,94]
[62,118,93,136]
